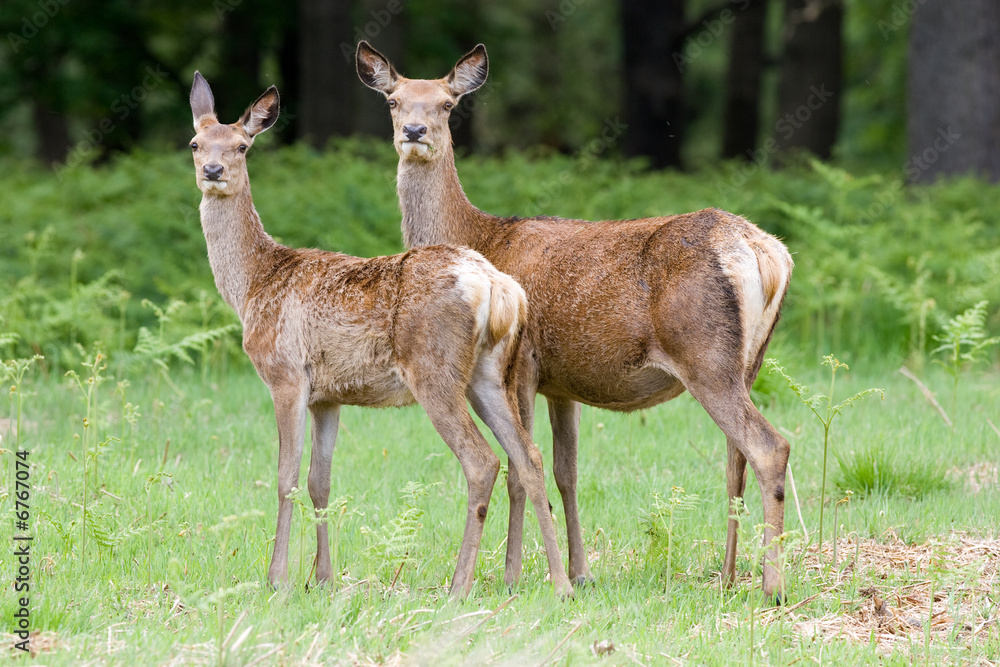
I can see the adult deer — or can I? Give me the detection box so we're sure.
[188,72,572,598]
[357,42,795,598]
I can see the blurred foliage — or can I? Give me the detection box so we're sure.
[0,139,997,373]
[0,0,915,165]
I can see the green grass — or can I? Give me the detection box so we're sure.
[2,353,997,664]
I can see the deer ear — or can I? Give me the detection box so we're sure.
[447,44,488,98]
[356,41,399,95]
[239,86,280,137]
[190,71,217,130]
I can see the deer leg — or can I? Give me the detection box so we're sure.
[722,441,748,588]
[416,392,500,598]
[689,382,790,600]
[266,381,308,588]
[469,376,573,598]
[548,398,592,585]
[504,354,537,587]
[308,403,340,584]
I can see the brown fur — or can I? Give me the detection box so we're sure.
[357,43,795,597]
[188,72,572,598]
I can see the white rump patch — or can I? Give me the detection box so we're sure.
[720,246,768,368]
[454,257,494,349]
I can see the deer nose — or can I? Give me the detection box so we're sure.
[403,124,427,142]
[204,164,224,181]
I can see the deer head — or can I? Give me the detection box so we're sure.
[189,71,280,196]
[356,41,487,162]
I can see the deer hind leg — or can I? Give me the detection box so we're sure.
[266,380,309,588]
[687,380,789,600]
[468,357,573,598]
[308,403,340,584]
[504,349,538,587]
[547,398,592,585]
[410,383,500,599]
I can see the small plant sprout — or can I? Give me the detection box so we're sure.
[116,380,141,472]
[931,300,1000,418]
[4,354,43,452]
[832,490,853,568]
[66,348,107,565]
[766,355,884,560]
[642,485,700,585]
[144,471,173,587]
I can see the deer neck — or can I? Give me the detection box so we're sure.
[198,181,278,317]
[397,145,491,249]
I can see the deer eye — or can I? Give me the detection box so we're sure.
[443,101,454,111]
[238,145,247,153]
[387,99,397,109]
[190,142,198,151]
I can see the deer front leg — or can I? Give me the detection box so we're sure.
[308,403,340,584]
[266,382,308,588]
[722,441,748,588]
[548,398,592,585]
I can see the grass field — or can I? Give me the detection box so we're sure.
[3,344,998,665]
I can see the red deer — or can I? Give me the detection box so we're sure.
[357,43,795,598]
[188,72,572,598]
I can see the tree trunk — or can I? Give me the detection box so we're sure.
[32,98,70,167]
[620,0,685,169]
[215,6,264,124]
[353,0,406,139]
[298,0,354,147]
[907,0,1000,183]
[722,0,767,160]
[278,17,302,144]
[773,0,843,160]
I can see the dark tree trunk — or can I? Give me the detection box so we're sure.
[773,0,843,160]
[32,98,70,167]
[620,0,686,169]
[353,0,406,139]
[215,7,264,124]
[278,17,302,144]
[298,0,354,147]
[907,0,1000,183]
[722,0,767,160]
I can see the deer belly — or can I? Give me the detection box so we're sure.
[541,358,686,411]
[305,326,415,408]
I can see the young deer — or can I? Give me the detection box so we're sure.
[357,43,795,599]
[188,72,573,598]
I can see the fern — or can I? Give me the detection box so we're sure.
[931,300,1000,417]
[641,485,700,581]
[767,355,883,557]
[361,481,437,584]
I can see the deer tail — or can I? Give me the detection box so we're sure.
[487,272,527,348]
